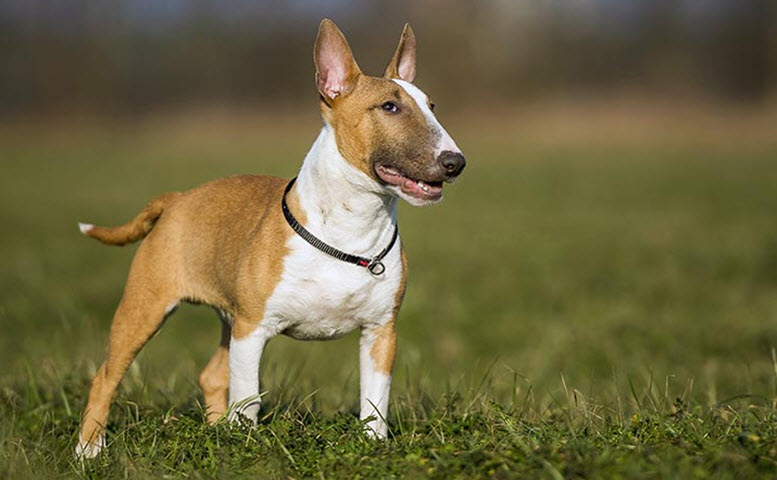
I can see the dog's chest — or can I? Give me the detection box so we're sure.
[263,236,403,340]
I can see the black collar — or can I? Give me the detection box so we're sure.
[281,177,399,276]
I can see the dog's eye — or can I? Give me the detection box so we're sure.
[381,101,399,113]
[429,102,436,112]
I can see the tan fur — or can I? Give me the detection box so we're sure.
[85,193,180,246]
[198,317,231,422]
[78,175,307,447]
[322,76,438,182]
[314,21,437,185]
[369,322,397,375]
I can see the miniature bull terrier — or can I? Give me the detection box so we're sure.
[76,18,465,458]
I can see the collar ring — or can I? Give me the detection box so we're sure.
[368,260,386,276]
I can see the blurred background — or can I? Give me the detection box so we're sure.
[1,0,777,414]
[1,0,775,114]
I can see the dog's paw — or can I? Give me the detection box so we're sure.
[75,435,105,460]
[226,397,261,426]
[363,420,388,440]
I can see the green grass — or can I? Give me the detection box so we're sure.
[2,117,777,478]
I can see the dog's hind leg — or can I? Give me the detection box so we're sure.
[199,311,231,423]
[76,250,180,458]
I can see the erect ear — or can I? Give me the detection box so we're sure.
[383,23,416,83]
[314,19,361,103]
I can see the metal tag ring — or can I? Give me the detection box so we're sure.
[368,260,386,276]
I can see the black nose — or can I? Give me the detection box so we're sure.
[438,151,466,177]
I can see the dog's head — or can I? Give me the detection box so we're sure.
[314,19,465,206]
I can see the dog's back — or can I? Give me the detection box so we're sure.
[85,175,297,311]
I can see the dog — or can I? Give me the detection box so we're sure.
[75,18,465,458]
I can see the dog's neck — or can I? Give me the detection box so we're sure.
[295,124,398,256]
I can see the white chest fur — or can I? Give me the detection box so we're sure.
[264,235,402,340]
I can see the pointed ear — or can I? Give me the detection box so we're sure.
[314,19,361,102]
[383,23,416,83]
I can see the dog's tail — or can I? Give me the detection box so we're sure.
[78,192,180,246]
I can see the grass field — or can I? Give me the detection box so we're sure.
[2,110,777,478]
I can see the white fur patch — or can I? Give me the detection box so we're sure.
[75,434,104,459]
[392,79,461,156]
[164,302,179,317]
[78,222,93,234]
[228,327,272,424]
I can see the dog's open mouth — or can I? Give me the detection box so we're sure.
[375,164,443,201]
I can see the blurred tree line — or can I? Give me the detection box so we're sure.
[0,0,774,116]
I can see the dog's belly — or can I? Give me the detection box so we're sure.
[261,236,403,340]
[281,315,363,340]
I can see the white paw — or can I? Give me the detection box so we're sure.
[75,434,105,459]
[78,222,94,234]
[363,420,388,439]
[226,398,261,425]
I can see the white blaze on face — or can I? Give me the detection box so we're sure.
[392,79,461,156]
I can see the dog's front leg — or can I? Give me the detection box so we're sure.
[359,321,396,438]
[228,324,272,424]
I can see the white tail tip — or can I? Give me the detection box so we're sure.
[78,222,94,234]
